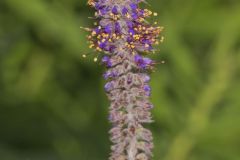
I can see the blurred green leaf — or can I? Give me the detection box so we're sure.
[0,0,240,160]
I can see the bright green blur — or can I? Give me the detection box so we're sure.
[0,0,240,160]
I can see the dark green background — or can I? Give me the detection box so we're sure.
[0,0,240,160]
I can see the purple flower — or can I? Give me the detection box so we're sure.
[94,27,101,34]
[131,12,139,20]
[104,24,112,33]
[99,42,107,49]
[112,6,118,14]
[108,45,115,52]
[143,75,151,82]
[127,21,134,28]
[108,114,113,121]
[115,22,121,33]
[127,37,133,43]
[94,3,101,10]
[130,3,138,10]
[134,54,153,69]
[102,56,109,63]
[139,9,144,16]
[144,85,151,91]
[103,72,111,80]
[143,57,153,65]
[102,56,112,67]
[129,29,135,35]
[103,71,118,79]
[122,7,128,15]
[105,82,113,92]
[99,8,108,15]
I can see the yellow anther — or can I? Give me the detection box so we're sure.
[153,12,158,16]
[94,57,98,62]
[159,26,164,31]
[89,44,94,48]
[87,0,95,6]
[91,31,96,36]
[82,54,87,58]
[126,13,130,18]
[80,27,91,31]
[133,35,140,40]
[96,47,102,51]
[160,36,165,43]
[139,18,144,22]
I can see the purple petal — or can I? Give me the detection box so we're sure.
[112,6,118,14]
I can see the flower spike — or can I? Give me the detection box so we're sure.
[85,0,163,159]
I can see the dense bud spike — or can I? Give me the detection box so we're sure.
[85,0,163,159]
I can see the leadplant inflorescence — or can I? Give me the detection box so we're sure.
[84,0,163,159]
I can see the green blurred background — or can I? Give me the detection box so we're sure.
[0,0,240,160]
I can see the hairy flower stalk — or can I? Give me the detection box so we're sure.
[85,0,163,159]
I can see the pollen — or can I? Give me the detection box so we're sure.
[91,31,96,36]
[130,45,135,49]
[94,57,98,62]
[89,44,94,48]
[96,47,102,51]
[160,36,165,43]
